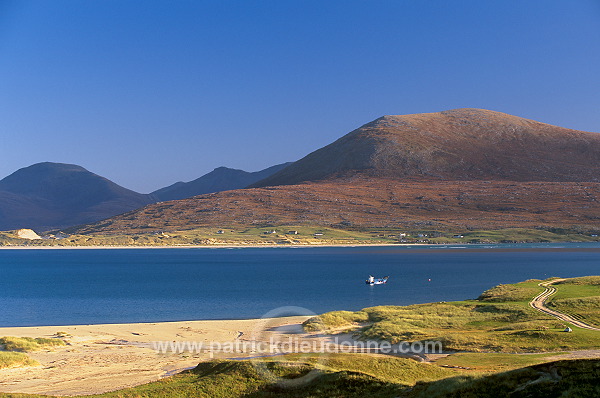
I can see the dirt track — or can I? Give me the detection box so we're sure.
[529,279,600,331]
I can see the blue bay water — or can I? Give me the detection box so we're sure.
[0,243,599,327]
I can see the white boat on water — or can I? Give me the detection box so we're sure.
[366,275,389,285]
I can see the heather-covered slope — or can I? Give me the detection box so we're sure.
[70,178,600,235]
[253,108,600,187]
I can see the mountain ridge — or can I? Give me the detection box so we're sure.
[0,161,292,231]
[152,162,292,201]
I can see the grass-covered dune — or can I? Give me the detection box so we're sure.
[0,336,66,370]
[0,337,66,352]
[0,351,37,369]
[304,277,600,352]
[0,357,597,398]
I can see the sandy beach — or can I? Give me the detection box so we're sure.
[0,316,310,396]
[0,243,409,250]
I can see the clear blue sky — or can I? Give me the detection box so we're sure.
[1,0,599,193]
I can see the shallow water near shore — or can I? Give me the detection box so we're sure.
[1,243,599,327]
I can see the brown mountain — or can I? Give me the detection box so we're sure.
[252,108,600,187]
[69,109,600,236]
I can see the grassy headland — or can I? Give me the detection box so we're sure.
[303,277,600,352]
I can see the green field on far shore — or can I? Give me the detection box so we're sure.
[1,226,600,247]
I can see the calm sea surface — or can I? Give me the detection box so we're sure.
[1,243,599,327]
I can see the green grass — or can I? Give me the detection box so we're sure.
[427,228,600,244]
[545,276,600,327]
[0,351,38,369]
[303,310,369,331]
[304,277,600,352]
[3,226,600,247]
[548,296,600,326]
[477,279,546,302]
[0,336,66,352]
[552,276,600,299]
[274,353,461,385]
[434,352,569,372]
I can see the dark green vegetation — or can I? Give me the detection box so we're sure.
[0,357,597,398]
[408,359,600,398]
[304,277,600,352]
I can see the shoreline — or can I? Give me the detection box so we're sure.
[0,243,423,250]
[2,241,600,250]
[0,315,311,342]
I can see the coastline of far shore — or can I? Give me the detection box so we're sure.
[0,242,421,249]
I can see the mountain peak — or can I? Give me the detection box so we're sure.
[27,161,87,170]
[2,162,88,179]
[0,162,153,231]
[252,109,600,187]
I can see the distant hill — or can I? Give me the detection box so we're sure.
[0,162,155,231]
[69,109,600,236]
[152,163,292,201]
[252,108,600,187]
